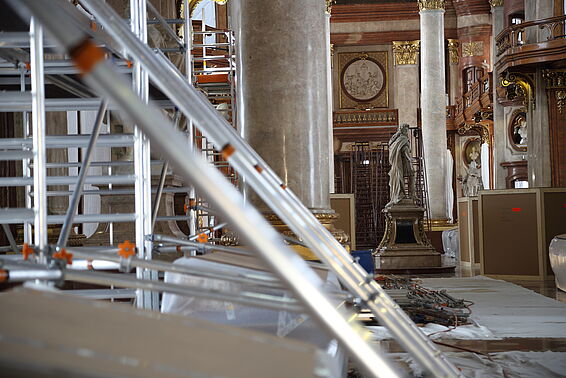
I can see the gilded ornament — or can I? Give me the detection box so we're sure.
[447,39,459,64]
[457,123,491,145]
[461,41,483,57]
[542,69,566,89]
[392,40,420,65]
[417,0,445,11]
[557,91,566,114]
[489,0,504,7]
[500,72,536,110]
[325,0,335,14]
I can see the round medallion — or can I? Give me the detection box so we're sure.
[340,57,385,102]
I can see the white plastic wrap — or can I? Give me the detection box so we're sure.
[549,234,566,292]
[161,256,347,377]
[442,228,459,258]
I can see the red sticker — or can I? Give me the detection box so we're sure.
[512,208,521,212]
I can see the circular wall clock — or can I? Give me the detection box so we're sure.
[340,57,386,103]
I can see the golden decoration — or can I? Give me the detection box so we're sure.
[489,0,504,7]
[392,40,420,65]
[542,69,566,89]
[447,39,459,64]
[457,123,491,145]
[462,41,484,57]
[501,71,536,110]
[325,0,335,14]
[417,0,445,11]
[542,70,566,113]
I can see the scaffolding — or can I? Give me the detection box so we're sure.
[0,1,464,377]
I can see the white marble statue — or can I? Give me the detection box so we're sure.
[386,123,415,207]
[462,161,483,197]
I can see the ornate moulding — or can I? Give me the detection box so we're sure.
[392,40,420,65]
[447,39,459,64]
[500,71,536,110]
[542,69,566,114]
[462,41,484,57]
[489,0,504,7]
[417,0,445,11]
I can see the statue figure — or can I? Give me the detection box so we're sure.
[462,161,483,197]
[386,123,415,207]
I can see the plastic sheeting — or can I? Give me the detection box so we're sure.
[161,256,347,377]
[442,228,459,258]
[550,234,566,292]
[394,351,566,378]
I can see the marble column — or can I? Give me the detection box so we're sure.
[490,1,506,189]
[325,3,335,194]
[232,0,346,255]
[392,40,420,127]
[418,0,449,222]
[233,0,330,212]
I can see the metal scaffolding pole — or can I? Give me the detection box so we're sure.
[183,0,197,238]
[30,17,47,258]
[130,0,158,310]
[73,4,460,377]
[57,101,107,248]
[75,2,461,376]
[14,2,401,374]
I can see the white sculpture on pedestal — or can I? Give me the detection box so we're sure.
[462,161,483,197]
[386,123,415,207]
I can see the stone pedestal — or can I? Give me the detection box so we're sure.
[374,199,440,269]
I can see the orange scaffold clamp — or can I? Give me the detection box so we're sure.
[52,248,73,265]
[196,233,209,243]
[118,240,136,259]
[21,243,35,261]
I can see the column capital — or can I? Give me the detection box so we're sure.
[392,40,420,65]
[489,0,504,7]
[325,0,334,14]
[447,39,459,64]
[417,0,445,11]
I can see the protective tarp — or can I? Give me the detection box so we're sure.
[549,234,566,292]
[161,256,347,377]
[442,228,459,258]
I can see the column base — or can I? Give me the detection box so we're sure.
[265,210,349,261]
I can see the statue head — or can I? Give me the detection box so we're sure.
[399,123,410,134]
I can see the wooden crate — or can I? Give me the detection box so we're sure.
[478,188,566,280]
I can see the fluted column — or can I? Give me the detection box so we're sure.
[418,0,448,222]
[233,0,330,212]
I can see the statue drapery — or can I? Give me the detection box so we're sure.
[387,124,415,207]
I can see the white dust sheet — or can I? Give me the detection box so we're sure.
[368,276,566,340]
[392,351,566,378]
